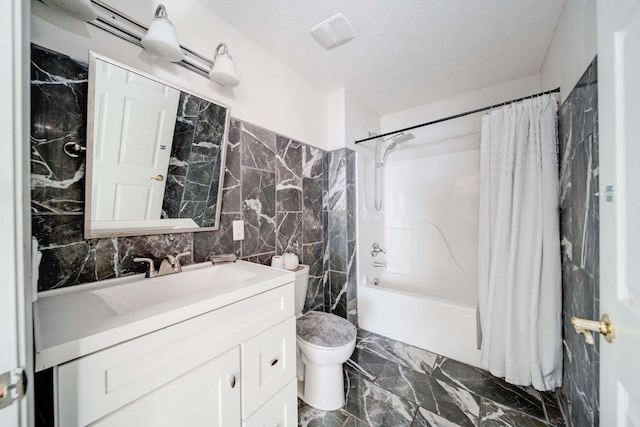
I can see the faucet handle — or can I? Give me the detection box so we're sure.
[176,251,191,262]
[371,242,386,257]
[133,257,157,277]
[172,251,191,272]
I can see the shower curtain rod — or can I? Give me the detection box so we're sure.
[354,87,560,144]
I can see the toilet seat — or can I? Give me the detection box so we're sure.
[296,311,356,349]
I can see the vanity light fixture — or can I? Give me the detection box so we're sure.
[44,0,238,85]
[141,4,185,62]
[209,43,240,87]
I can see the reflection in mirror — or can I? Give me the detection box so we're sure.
[85,52,230,238]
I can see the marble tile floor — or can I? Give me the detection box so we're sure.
[298,330,566,427]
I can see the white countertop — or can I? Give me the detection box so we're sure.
[34,260,295,371]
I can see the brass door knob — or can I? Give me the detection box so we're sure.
[151,174,164,181]
[571,314,615,344]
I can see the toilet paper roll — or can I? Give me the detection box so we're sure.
[283,252,299,271]
[271,255,284,269]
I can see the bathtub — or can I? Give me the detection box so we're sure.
[357,277,482,368]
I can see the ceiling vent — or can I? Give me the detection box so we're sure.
[310,13,355,50]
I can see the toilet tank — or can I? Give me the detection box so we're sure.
[294,264,310,315]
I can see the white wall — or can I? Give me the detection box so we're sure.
[30,0,328,149]
[327,88,380,151]
[540,0,597,100]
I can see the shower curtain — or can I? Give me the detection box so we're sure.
[478,94,562,391]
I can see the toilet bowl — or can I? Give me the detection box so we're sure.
[292,265,357,411]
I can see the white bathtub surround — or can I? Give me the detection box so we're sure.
[478,94,562,391]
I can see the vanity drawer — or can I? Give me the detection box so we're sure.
[243,378,297,427]
[57,285,294,427]
[241,316,297,417]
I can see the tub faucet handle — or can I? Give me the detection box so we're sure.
[371,242,386,257]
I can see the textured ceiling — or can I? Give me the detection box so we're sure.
[198,0,565,116]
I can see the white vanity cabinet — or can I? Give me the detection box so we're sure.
[46,278,298,426]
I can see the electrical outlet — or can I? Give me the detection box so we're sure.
[232,220,244,241]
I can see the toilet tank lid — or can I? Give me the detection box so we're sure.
[296,311,356,348]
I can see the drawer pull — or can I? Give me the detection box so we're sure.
[229,375,236,389]
[270,358,279,367]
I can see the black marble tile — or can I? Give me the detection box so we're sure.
[240,121,276,172]
[541,392,566,426]
[31,45,88,213]
[161,173,185,219]
[328,211,347,273]
[276,212,303,258]
[330,271,348,319]
[303,242,324,312]
[346,240,357,326]
[302,177,323,244]
[221,121,242,213]
[434,358,545,421]
[241,167,276,256]
[322,151,330,212]
[33,214,117,291]
[303,145,324,180]
[479,399,549,427]
[344,367,417,427]
[298,402,349,427]
[192,213,242,262]
[375,363,479,427]
[357,331,438,375]
[346,347,388,381]
[557,57,599,427]
[326,150,347,211]
[276,137,303,212]
[346,181,356,241]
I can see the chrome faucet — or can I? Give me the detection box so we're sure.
[134,251,191,278]
[370,242,386,257]
[373,261,387,268]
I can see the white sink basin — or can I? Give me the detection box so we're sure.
[92,263,257,314]
[34,260,295,371]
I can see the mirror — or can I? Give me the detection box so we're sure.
[84,52,230,238]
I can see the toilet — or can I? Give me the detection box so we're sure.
[293,265,357,411]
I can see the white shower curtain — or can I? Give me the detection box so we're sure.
[478,94,562,391]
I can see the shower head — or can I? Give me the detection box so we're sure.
[380,132,415,164]
[384,132,415,145]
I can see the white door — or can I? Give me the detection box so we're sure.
[598,0,640,424]
[91,59,179,221]
[0,0,31,426]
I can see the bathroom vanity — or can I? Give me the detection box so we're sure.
[34,261,297,426]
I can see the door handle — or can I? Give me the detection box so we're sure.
[571,314,615,345]
[151,174,164,181]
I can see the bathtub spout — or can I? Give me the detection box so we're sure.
[373,261,387,268]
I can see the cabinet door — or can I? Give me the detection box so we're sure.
[242,317,296,417]
[243,379,297,427]
[90,346,241,427]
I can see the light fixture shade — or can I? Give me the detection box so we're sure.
[42,0,97,22]
[141,5,185,62]
[209,43,239,87]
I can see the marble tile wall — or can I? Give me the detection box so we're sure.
[30,44,341,315]
[323,149,358,325]
[162,92,227,227]
[557,57,599,427]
